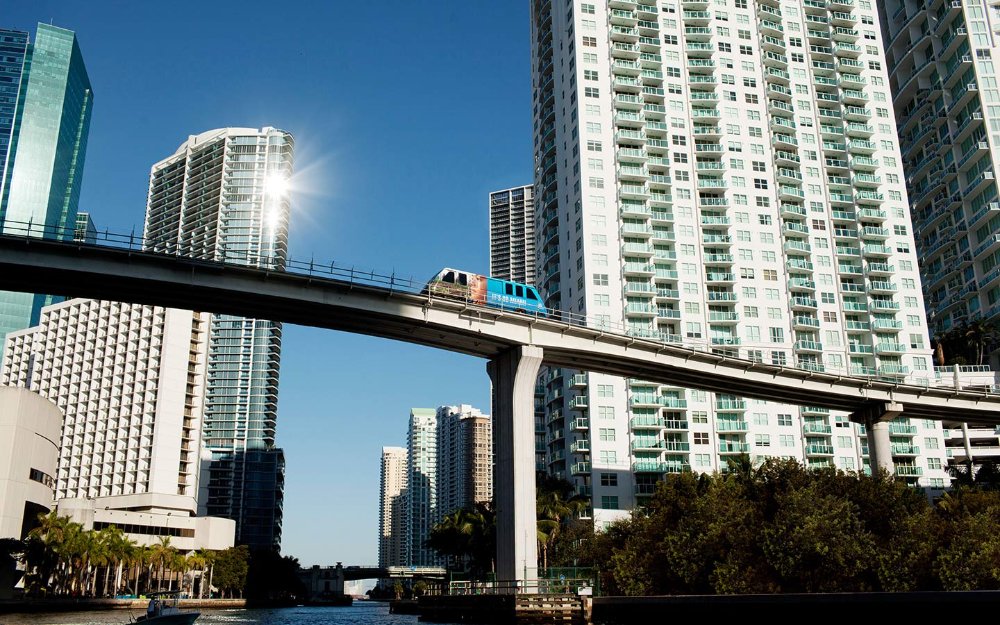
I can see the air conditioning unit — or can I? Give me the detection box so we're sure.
[984,172,995,181]
[968,82,978,91]
[989,202,1000,211]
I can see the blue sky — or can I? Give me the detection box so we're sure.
[7,1,531,566]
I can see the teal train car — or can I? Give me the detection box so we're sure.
[425,268,547,316]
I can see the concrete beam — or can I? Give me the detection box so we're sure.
[488,345,543,590]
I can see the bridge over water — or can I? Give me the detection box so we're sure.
[1,232,998,588]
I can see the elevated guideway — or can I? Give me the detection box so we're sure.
[0,234,994,422]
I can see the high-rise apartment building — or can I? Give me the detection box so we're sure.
[0,24,93,345]
[490,185,537,284]
[878,1,1000,337]
[530,0,949,525]
[404,405,492,567]
[378,446,408,569]
[406,408,439,567]
[436,404,493,520]
[144,127,293,549]
[2,299,235,550]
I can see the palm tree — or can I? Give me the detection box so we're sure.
[149,537,176,591]
[535,479,588,573]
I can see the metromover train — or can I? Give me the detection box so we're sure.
[424,268,548,316]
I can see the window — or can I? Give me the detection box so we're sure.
[584,69,599,81]
[927,458,942,470]
[586,140,602,152]
[582,36,597,47]
[694,432,709,445]
[584,87,599,98]
[599,450,617,463]
[695,454,711,467]
[763,269,777,281]
[598,406,615,419]
[588,176,604,188]
[593,273,609,286]
[924,437,939,450]
[692,411,708,424]
[778,414,792,426]
[594,294,609,306]
[599,428,616,441]
[755,434,771,447]
[597,384,614,398]
[780,434,795,447]
[769,327,784,342]
[600,495,619,509]
[837,436,853,449]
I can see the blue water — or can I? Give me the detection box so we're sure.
[0,601,458,625]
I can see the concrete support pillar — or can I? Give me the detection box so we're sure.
[858,401,902,476]
[487,345,543,591]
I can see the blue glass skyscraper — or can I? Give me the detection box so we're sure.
[0,24,93,346]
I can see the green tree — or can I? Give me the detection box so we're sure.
[212,545,249,598]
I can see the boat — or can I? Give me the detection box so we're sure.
[132,591,200,625]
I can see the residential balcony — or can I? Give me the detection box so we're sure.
[571,462,591,476]
[717,420,749,433]
[719,442,751,454]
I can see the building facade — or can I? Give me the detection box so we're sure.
[0,24,93,346]
[1,299,235,550]
[406,408,439,567]
[530,0,949,525]
[879,1,1000,337]
[490,185,537,284]
[404,404,492,567]
[144,127,293,549]
[0,387,60,541]
[436,404,493,520]
[378,446,408,569]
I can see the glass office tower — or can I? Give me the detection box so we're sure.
[144,127,293,549]
[0,24,93,346]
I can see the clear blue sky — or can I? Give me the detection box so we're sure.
[7,1,531,566]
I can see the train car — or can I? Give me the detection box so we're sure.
[425,268,547,316]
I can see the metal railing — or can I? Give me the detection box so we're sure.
[448,578,594,596]
[2,218,998,397]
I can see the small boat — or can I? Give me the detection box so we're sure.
[133,591,200,625]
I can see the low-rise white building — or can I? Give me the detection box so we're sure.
[0,387,60,539]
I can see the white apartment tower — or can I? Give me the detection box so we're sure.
[490,185,537,284]
[144,127,293,549]
[530,0,950,524]
[2,300,209,510]
[879,1,1000,336]
[406,408,440,567]
[378,446,408,569]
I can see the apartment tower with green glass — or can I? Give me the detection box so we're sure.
[0,24,93,345]
[144,127,293,549]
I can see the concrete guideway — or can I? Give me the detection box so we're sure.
[2,235,1000,590]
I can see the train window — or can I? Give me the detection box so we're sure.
[527,290,538,301]
[458,273,468,286]
[505,284,514,295]
[516,285,524,297]
[443,271,455,283]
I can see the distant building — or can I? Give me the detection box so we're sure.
[489,185,535,285]
[378,446,407,570]
[436,404,493,520]
[404,405,492,567]
[73,212,96,243]
[144,127,293,549]
[406,408,438,567]
[0,387,60,540]
[2,299,234,551]
[0,24,94,347]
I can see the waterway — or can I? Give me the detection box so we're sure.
[1,601,461,625]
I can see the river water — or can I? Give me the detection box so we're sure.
[0,601,460,625]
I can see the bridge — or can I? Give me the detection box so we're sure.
[0,231,999,589]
